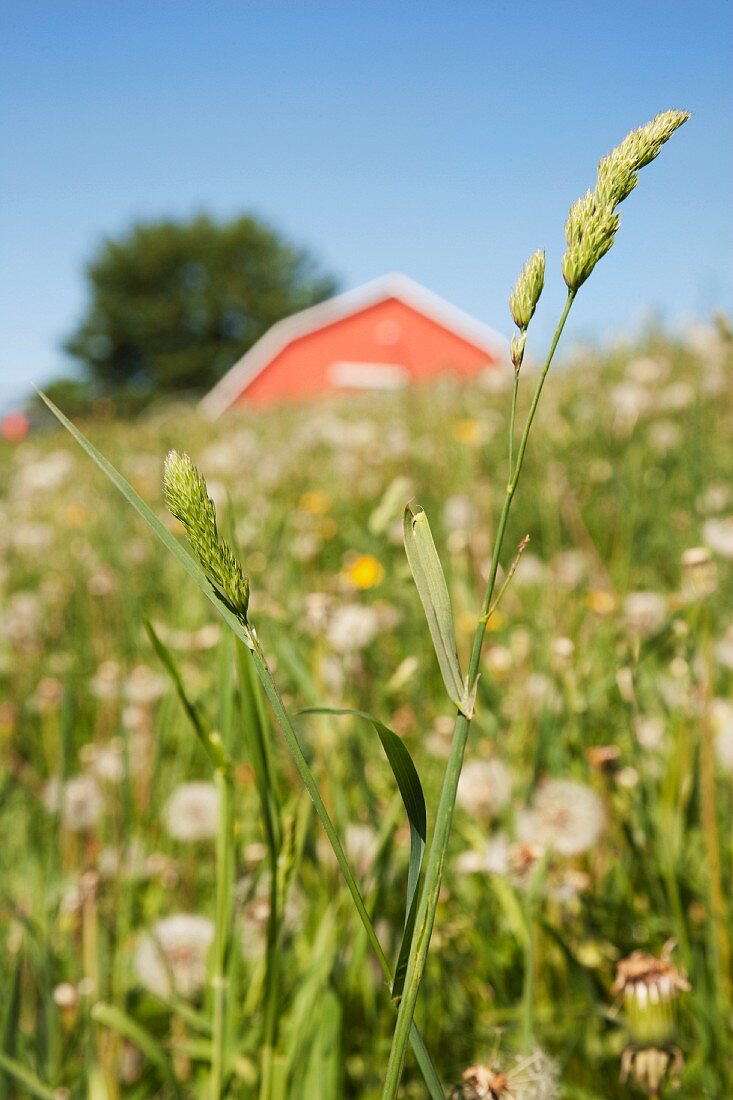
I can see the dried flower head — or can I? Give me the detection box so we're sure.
[163,450,250,620]
[620,1045,684,1098]
[562,110,689,291]
[452,1049,559,1100]
[613,945,690,1046]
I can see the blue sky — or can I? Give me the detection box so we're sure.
[2,1,731,411]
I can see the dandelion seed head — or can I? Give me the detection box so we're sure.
[43,775,104,833]
[163,781,220,842]
[703,515,733,559]
[326,603,379,653]
[457,759,513,821]
[134,914,214,999]
[623,592,666,637]
[517,778,604,857]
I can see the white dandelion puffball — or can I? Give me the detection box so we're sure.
[623,591,667,637]
[715,627,733,671]
[517,778,604,857]
[43,775,104,833]
[711,699,733,773]
[163,782,220,842]
[703,516,733,559]
[326,603,379,654]
[456,758,513,820]
[134,914,214,998]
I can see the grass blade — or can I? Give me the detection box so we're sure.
[301,707,426,1001]
[91,1002,183,1098]
[403,504,470,715]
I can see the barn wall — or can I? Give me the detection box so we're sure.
[235,297,496,406]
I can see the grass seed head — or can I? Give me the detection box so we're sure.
[163,450,250,620]
[509,249,546,333]
[563,110,689,291]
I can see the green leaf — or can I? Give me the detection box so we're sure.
[91,1002,183,1098]
[300,707,426,1001]
[403,504,471,715]
[0,1053,58,1100]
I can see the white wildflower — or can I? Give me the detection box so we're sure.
[134,914,214,998]
[647,420,682,454]
[623,592,666,637]
[163,782,220,842]
[443,495,476,533]
[11,450,75,495]
[711,699,733,773]
[703,515,733,559]
[326,603,379,653]
[345,823,379,877]
[715,626,733,671]
[457,759,513,821]
[635,716,666,752]
[625,356,669,385]
[517,778,604,857]
[550,551,586,590]
[89,660,121,700]
[80,739,125,783]
[43,775,104,832]
[123,664,167,705]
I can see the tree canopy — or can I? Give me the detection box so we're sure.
[65,214,337,400]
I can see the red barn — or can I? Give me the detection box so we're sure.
[199,273,506,417]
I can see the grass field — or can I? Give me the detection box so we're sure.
[1,322,732,1098]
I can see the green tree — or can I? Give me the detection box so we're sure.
[65,214,337,399]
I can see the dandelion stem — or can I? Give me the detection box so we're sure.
[521,853,550,1054]
[381,290,576,1099]
[210,767,233,1100]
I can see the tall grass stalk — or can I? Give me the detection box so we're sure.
[381,290,576,1097]
[383,110,689,1093]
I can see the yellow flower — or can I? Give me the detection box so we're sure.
[586,589,617,616]
[453,419,483,445]
[299,490,331,515]
[457,610,479,635]
[343,554,385,590]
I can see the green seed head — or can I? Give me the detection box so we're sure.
[509,249,545,332]
[562,110,689,292]
[613,948,690,1047]
[163,450,250,621]
[562,192,620,291]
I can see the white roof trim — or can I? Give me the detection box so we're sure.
[199,272,508,419]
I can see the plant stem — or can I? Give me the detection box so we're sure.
[259,861,280,1100]
[247,641,445,1100]
[520,853,549,1054]
[509,366,519,474]
[210,767,233,1100]
[381,290,576,1099]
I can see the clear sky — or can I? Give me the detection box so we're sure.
[2,1,731,411]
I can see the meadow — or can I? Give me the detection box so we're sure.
[1,317,732,1098]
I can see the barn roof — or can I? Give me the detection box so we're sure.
[199,272,507,419]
